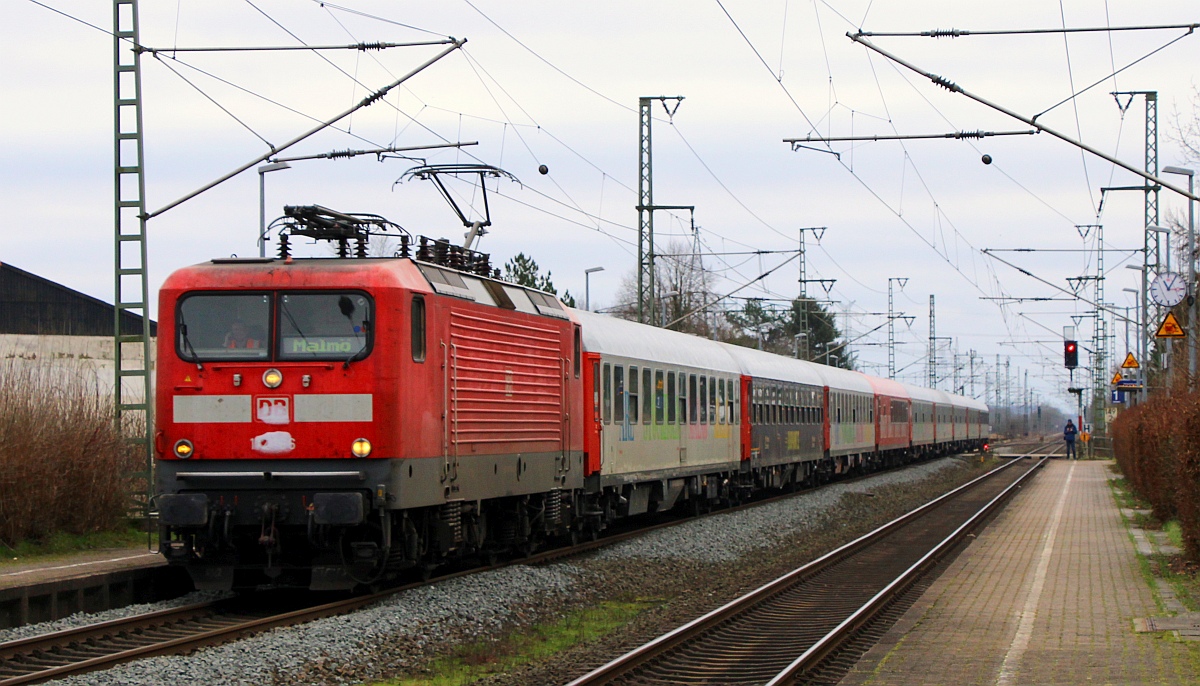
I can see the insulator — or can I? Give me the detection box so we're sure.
[931,75,960,92]
[399,235,411,258]
[433,238,450,266]
[356,237,368,258]
[277,233,291,260]
[417,236,432,261]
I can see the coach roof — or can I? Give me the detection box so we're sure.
[716,342,826,386]
[572,309,740,373]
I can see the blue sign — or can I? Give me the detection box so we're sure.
[1116,379,1143,389]
[1111,390,1126,404]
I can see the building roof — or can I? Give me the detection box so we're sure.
[0,262,156,336]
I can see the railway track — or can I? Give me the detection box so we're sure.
[0,447,1010,685]
[565,446,1052,686]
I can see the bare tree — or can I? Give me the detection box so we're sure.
[608,239,722,336]
[1171,84,1200,164]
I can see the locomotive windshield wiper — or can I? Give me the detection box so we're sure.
[342,318,367,369]
[278,299,311,348]
[177,319,202,368]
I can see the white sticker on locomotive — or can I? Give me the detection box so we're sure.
[174,395,251,423]
[293,394,373,422]
[252,431,296,454]
[256,396,290,425]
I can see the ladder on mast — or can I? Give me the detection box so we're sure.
[113,0,154,516]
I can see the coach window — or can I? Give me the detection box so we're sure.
[602,363,612,425]
[681,375,690,424]
[592,361,601,422]
[642,368,652,425]
[614,366,625,424]
[709,376,717,425]
[655,370,665,425]
[667,372,677,424]
[716,379,725,424]
[724,381,734,424]
[690,374,699,424]
[699,376,708,424]
[628,366,640,423]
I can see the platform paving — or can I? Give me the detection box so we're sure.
[0,548,161,591]
[840,459,1200,686]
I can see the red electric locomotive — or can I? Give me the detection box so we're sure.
[156,207,585,590]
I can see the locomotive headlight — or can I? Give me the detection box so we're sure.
[262,368,283,388]
[351,438,372,458]
[173,439,195,459]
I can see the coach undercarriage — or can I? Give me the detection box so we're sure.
[160,441,984,591]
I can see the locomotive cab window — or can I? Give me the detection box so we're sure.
[278,292,373,361]
[176,292,271,362]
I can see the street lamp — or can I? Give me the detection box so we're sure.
[258,162,291,257]
[584,266,605,312]
[1148,226,1171,273]
[1163,165,1195,387]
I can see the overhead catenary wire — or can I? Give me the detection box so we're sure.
[146,39,466,219]
[854,22,1200,38]
[846,33,1200,202]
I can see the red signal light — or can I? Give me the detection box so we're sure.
[1064,340,1078,369]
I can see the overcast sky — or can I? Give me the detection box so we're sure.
[4,0,1199,411]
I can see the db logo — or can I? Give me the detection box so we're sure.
[256,396,290,425]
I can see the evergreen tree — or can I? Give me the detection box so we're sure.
[725,297,854,369]
[503,253,576,307]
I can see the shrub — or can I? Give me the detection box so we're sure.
[0,361,141,548]
[1113,390,1200,561]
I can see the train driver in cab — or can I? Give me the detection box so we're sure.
[223,320,260,349]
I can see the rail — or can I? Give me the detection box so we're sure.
[565,445,1052,685]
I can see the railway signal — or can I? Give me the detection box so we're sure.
[1064,340,1078,369]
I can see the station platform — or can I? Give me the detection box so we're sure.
[0,547,162,592]
[840,459,1198,686]
[0,547,188,630]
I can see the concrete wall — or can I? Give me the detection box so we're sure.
[0,334,157,404]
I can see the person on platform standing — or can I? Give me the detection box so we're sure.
[1063,419,1078,459]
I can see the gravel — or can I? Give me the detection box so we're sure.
[592,455,966,563]
[31,455,993,686]
[44,564,588,686]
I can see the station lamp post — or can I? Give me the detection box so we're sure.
[258,162,292,257]
[1163,165,1196,387]
[584,266,605,312]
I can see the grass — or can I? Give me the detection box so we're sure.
[0,521,152,568]
[377,598,661,686]
[1110,471,1200,615]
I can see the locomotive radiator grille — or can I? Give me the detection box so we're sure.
[449,311,564,448]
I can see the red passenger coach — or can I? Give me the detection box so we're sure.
[863,376,912,459]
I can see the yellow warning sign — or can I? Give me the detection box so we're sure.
[1122,353,1139,369]
[1111,371,1123,385]
[1155,312,1186,339]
